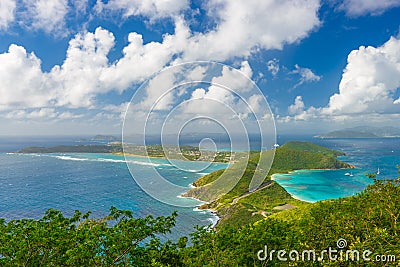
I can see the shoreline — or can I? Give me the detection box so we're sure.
[112,152,163,159]
[270,162,359,203]
[181,196,220,228]
[178,188,220,228]
[270,174,314,203]
[181,165,358,226]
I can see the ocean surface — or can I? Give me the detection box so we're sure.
[273,136,400,202]
[0,136,227,240]
[0,135,399,239]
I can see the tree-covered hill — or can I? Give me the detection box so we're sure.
[183,141,353,226]
[182,177,400,266]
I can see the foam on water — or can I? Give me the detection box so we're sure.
[47,154,166,167]
[0,151,228,240]
[55,155,89,161]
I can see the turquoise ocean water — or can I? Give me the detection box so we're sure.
[273,137,400,202]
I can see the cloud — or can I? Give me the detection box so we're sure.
[0,0,16,30]
[267,58,280,77]
[210,61,254,93]
[51,27,116,107]
[291,64,321,88]
[99,17,190,91]
[95,0,190,20]
[182,61,261,117]
[5,108,57,120]
[1,0,90,36]
[25,0,69,35]
[0,0,321,124]
[0,22,189,111]
[339,0,400,17]
[288,96,305,115]
[4,108,83,120]
[323,36,400,115]
[0,44,55,110]
[181,0,320,61]
[282,36,400,127]
[0,27,117,110]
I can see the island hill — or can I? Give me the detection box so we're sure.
[183,141,354,227]
[316,126,400,138]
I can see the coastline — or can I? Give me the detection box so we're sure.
[270,160,359,203]
[112,151,163,159]
[270,173,313,203]
[178,186,220,228]
[181,165,358,226]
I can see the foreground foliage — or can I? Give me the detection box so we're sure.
[0,208,181,266]
[185,178,400,266]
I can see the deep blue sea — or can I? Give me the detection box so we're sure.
[0,136,227,240]
[0,135,399,239]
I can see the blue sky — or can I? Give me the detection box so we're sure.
[0,0,400,136]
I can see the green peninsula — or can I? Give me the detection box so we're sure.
[183,141,354,227]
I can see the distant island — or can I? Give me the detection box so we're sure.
[16,143,233,163]
[316,126,400,138]
[90,135,119,141]
[17,144,123,154]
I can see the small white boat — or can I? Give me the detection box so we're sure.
[349,172,354,177]
[345,172,351,176]
[377,167,380,175]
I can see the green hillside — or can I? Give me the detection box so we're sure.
[279,141,344,156]
[270,141,351,174]
[182,178,400,266]
[183,141,353,227]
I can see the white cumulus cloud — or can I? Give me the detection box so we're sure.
[0,0,16,30]
[100,17,190,91]
[22,0,69,35]
[0,44,55,110]
[0,0,322,122]
[288,96,305,115]
[181,0,320,61]
[51,27,116,107]
[339,0,400,17]
[95,0,189,20]
[283,36,400,126]
[323,36,400,115]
